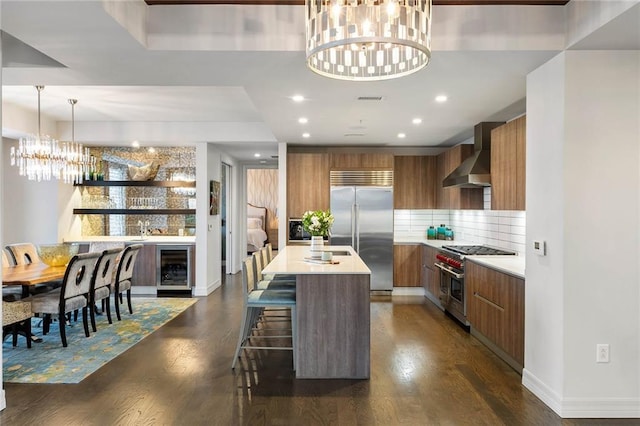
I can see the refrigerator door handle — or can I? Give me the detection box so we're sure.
[355,203,360,252]
[351,203,356,247]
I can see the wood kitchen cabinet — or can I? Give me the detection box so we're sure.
[393,244,421,287]
[393,156,437,209]
[491,115,526,211]
[421,244,442,307]
[329,153,393,170]
[466,260,524,372]
[287,152,330,219]
[436,145,484,209]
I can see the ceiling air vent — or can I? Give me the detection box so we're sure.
[344,133,365,137]
[357,96,383,101]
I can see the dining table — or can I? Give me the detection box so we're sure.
[2,263,67,298]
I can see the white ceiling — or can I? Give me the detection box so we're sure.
[1,1,638,162]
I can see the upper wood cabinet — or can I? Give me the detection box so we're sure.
[491,116,526,211]
[287,153,330,219]
[329,153,393,170]
[436,145,484,210]
[393,156,437,209]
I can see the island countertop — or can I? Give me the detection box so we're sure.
[263,245,371,275]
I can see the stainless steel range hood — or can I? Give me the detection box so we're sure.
[442,122,505,188]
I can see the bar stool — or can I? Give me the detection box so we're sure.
[231,257,297,370]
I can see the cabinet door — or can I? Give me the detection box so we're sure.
[422,245,441,299]
[330,153,393,170]
[515,115,526,210]
[466,261,524,366]
[394,156,436,209]
[287,153,330,218]
[393,245,421,287]
[131,244,157,287]
[491,116,526,211]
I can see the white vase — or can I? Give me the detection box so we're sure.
[310,235,324,253]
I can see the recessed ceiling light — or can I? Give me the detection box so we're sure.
[298,117,308,124]
[302,133,310,138]
[435,95,448,103]
[148,147,156,153]
[412,118,422,125]
[132,141,140,148]
[292,95,305,102]
[254,153,261,158]
[397,133,406,139]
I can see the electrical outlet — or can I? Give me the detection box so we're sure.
[596,344,610,363]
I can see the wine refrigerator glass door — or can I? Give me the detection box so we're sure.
[156,245,192,290]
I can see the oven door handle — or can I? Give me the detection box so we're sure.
[434,262,464,279]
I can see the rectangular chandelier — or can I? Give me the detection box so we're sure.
[305,0,432,81]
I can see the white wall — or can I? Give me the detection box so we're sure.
[194,143,222,296]
[1,137,67,245]
[524,51,640,417]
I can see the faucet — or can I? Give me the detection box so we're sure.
[138,220,150,239]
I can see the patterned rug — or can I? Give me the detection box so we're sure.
[2,297,197,384]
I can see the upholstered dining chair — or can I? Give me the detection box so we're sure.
[2,249,23,302]
[28,251,101,347]
[5,243,40,266]
[89,248,123,332]
[5,242,62,294]
[113,244,143,321]
[2,300,33,348]
[231,257,297,370]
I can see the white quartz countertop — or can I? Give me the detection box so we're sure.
[64,236,196,244]
[465,255,525,279]
[263,245,371,275]
[394,235,525,278]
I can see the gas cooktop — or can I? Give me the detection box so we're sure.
[441,245,517,256]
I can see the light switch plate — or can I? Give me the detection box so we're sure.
[208,223,213,231]
[533,240,546,256]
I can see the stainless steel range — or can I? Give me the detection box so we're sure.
[435,245,516,327]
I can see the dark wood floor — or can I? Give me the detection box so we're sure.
[1,273,636,425]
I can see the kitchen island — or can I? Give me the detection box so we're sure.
[263,245,371,379]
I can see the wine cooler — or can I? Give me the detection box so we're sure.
[156,245,192,290]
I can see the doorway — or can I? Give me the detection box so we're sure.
[221,162,231,274]
[246,166,278,256]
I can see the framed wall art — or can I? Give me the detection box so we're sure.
[210,180,220,215]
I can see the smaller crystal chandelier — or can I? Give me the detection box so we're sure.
[10,86,93,184]
[305,0,432,81]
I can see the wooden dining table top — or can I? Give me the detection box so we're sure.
[2,263,67,286]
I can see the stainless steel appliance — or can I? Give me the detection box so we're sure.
[156,245,192,291]
[288,219,329,243]
[330,170,394,291]
[436,245,516,326]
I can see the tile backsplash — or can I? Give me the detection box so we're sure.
[394,209,526,255]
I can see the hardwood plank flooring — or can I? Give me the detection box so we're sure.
[1,273,637,425]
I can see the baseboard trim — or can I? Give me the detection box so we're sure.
[0,389,6,411]
[391,287,426,296]
[131,286,157,296]
[522,369,640,418]
[193,279,220,297]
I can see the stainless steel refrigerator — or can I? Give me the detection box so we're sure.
[330,184,394,291]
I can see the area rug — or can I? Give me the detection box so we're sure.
[2,297,197,384]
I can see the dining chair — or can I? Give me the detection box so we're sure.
[28,251,101,347]
[231,257,297,370]
[2,249,23,302]
[2,300,33,348]
[89,248,123,332]
[5,242,62,294]
[112,244,143,321]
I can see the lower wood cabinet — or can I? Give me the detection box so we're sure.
[421,245,441,306]
[466,260,524,372]
[393,244,421,287]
